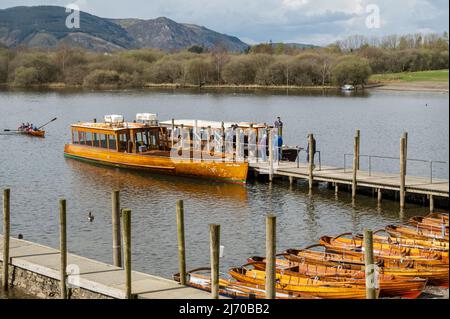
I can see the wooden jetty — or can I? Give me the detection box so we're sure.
[250,162,449,199]
[0,235,211,299]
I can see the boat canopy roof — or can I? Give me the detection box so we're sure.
[159,119,269,129]
[71,122,161,132]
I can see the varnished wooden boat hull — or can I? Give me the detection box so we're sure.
[248,259,427,298]
[369,233,449,251]
[173,269,316,299]
[322,235,449,263]
[386,225,449,242]
[64,144,249,183]
[229,267,369,299]
[19,130,45,138]
[283,249,449,287]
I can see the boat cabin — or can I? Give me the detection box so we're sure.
[70,114,169,154]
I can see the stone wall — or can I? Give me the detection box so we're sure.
[0,260,112,299]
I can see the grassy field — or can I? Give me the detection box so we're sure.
[370,70,449,83]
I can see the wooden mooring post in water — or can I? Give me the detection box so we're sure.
[265,215,276,299]
[176,200,186,286]
[364,229,377,299]
[59,199,67,299]
[400,137,407,209]
[352,135,358,199]
[355,130,361,170]
[210,224,220,299]
[2,188,10,291]
[112,190,122,268]
[308,134,314,190]
[121,208,132,299]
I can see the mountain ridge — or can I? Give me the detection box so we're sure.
[0,6,249,52]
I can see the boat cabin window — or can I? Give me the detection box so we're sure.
[118,133,128,152]
[85,132,93,146]
[99,134,108,148]
[78,131,86,145]
[108,134,117,150]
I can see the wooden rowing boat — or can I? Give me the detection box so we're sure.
[386,225,449,242]
[408,217,449,233]
[247,258,427,298]
[322,233,449,263]
[370,230,449,251]
[17,129,46,138]
[173,268,317,299]
[229,264,370,299]
[284,245,446,269]
[283,248,449,287]
[320,235,448,264]
[427,212,449,223]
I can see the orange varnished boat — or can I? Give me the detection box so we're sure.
[18,129,45,138]
[64,115,249,184]
[369,230,449,251]
[229,264,370,299]
[427,212,449,223]
[283,248,449,287]
[322,233,449,263]
[247,258,427,298]
[173,268,317,299]
[386,225,449,242]
[284,245,446,269]
[408,217,449,234]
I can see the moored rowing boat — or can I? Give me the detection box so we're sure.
[229,264,369,299]
[247,258,427,298]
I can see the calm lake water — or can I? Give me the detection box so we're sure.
[0,88,448,282]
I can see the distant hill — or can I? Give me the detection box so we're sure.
[0,6,135,51]
[0,6,249,52]
[112,17,249,52]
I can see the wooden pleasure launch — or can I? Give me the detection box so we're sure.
[64,114,249,183]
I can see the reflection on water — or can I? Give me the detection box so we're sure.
[0,88,447,279]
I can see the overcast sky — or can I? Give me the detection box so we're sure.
[1,0,448,45]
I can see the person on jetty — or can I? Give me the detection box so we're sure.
[274,117,283,137]
[273,130,283,161]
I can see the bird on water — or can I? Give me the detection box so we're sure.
[88,211,94,222]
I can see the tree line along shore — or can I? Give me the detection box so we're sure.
[0,32,448,90]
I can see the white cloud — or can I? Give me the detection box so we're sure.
[0,0,448,45]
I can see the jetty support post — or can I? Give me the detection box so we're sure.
[59,199,67,299]
[429,195,434,213]
[364,229,377,299]
[352,135,358,199]
[265,215,276,299]
[268,128,274,182]
[403,131,408,175]
[400,137,406,209]
[112,190,122,267]
[308,134,314,190]
[377,189,382,204]
[210,224,220,299]
[355,130,361,170]
[2,188,10,291]
[122,208,132,299]
[176,200,186,286]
